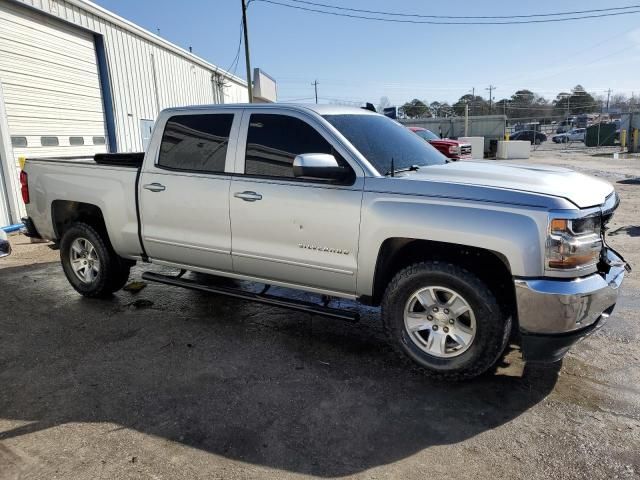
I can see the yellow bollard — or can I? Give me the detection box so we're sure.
[634,129,639,152]
[620,129,627,151]
[18,156,26,170]
[505,130,510,141]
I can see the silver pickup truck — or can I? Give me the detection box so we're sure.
[21,104,628,380]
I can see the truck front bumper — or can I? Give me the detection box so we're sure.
[514,249,627,363]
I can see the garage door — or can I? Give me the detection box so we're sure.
[0,1,107,217]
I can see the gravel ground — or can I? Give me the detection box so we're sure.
[0,147,638,479]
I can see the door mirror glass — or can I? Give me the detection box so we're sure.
[293,153,348,181]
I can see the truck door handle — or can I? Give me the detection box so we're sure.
[234,191,262,202]
[143,183,166,192]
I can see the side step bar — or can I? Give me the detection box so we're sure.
[142,271,360,323]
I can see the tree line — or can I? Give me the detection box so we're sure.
[386,86,634,120]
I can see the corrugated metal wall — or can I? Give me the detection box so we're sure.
[10,0,248,153]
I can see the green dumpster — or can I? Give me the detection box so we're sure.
[586,124,616,147]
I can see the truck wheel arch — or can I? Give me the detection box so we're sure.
[367,238,517,327]
[51,200,109,244]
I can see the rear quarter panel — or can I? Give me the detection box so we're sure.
[25,160,141,258]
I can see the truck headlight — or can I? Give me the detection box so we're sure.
[546,215,602,271]
[448,145,460,155]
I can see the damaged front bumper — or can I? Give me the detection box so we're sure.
[514,248,628,363]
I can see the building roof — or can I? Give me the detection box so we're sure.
[59,0,247,86]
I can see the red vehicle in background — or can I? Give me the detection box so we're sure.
[408,126,472,161]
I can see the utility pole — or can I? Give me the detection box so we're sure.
[312,80,319,104]
[464,102,469,136]
[606,88,612,112]
[486,85,495,113]
[470,87,475,116]
[240,0,253,102]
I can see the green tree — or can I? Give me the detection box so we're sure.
[439,102,454,117]
[553,85,598,116]
[399,99,430,118]
[507,89,551,119]
[453,94,489,116]
[495,98,511,116]
[429,101,442,117]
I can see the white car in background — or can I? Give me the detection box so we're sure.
[553,128,586,143]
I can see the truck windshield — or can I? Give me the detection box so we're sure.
[323,114,447,175]
[414,129,440,141]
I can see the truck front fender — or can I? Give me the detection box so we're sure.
[356,194,549,297]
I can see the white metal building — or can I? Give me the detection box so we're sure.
[0,0,250,227]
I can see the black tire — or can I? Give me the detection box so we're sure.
[381,261,511,381]
[534,138,541,145]
[109,262,133,292]
[60,222,131,298]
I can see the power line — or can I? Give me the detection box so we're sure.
[225,0,256,80]
[253,0,640,24]
[224,20,243,76]
[285,0,640,20]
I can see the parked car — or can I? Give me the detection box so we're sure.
[0,229,11,258]
[408,127,472,160]
[553,128,586,143]
[510,130,547,145]
[21,104,627,380]
[556,122,570,133]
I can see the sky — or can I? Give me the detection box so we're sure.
[94,0,640,107]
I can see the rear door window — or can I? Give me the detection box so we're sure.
[159,114,234,173]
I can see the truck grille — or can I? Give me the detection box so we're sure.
[460,144,472,156]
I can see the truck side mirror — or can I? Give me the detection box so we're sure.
[293,153,349,181]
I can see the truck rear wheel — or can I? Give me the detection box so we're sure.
[381,261,510,380]
[60,222,131,298]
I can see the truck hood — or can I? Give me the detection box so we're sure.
[393,161,613,209]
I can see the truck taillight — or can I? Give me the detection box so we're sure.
[20,170,29,204]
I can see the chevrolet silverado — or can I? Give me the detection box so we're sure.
[21,104,628,380]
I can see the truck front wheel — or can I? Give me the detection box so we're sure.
[60,222,131,298]
[381,261,510,380]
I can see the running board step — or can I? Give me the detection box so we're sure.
[142,271,360,323]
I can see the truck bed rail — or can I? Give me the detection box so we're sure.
[94,153,144,167]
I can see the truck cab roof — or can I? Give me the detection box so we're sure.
[161,103,378,117]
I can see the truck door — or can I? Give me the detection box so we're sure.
[229,110,364,295]
[138,110,241,272]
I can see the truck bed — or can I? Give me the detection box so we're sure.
[24,155,144,259]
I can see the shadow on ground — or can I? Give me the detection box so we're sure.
[608,225,640,237]
[617,178,640,185]
[0,263,559,477]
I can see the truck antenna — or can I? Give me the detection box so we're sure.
[390,157,395,177]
